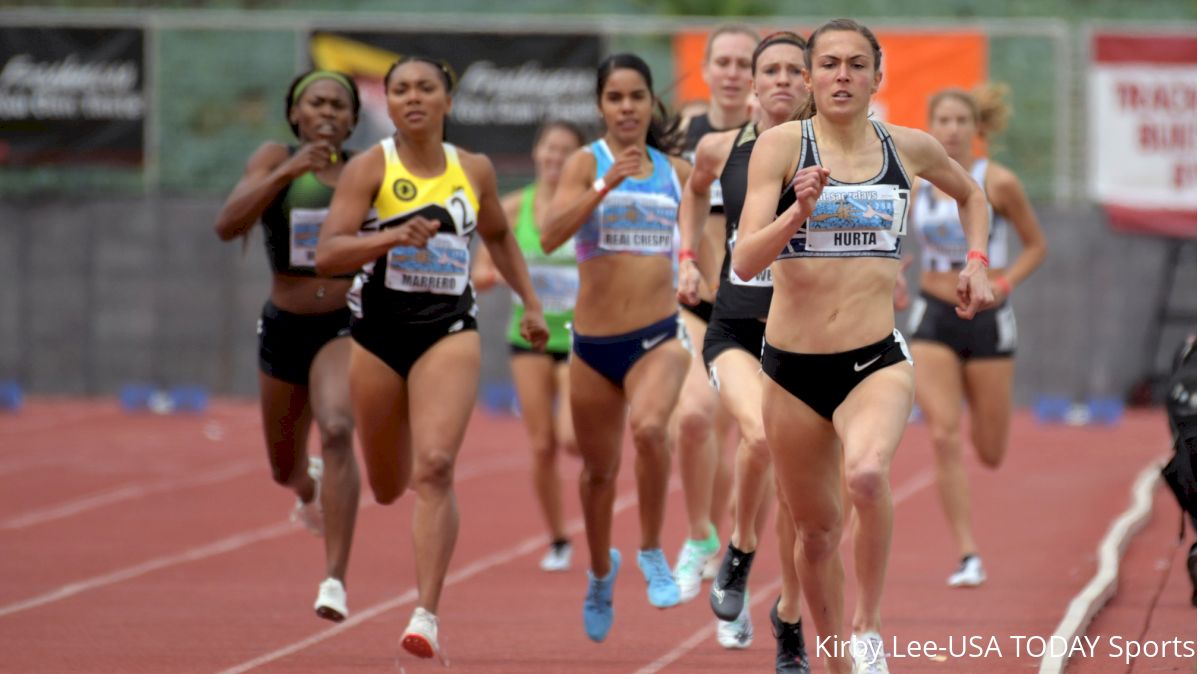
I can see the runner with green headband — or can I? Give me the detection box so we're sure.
[213,68,362,624]
[473,119,587,573]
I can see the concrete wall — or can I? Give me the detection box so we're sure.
[0,196,1193,405]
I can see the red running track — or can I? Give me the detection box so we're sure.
[0,399,1191,673]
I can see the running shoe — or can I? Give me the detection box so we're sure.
[583,548,621,642]
[637,548,681,608]
[401,607,444,663]
[715,589,753,649]
[290,455,324,536]
[851,631,888,674]
[313,577,347,622]
[540,539,572,572]
[947,554,986,587]
[770,597,809,673]
[710,543,755,621]
[673,525,719,602]
[701,555,720,580]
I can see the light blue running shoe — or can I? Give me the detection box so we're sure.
[637,548,681,608]
[583,548,621,642]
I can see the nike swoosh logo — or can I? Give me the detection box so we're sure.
[853,354,882,372]
[641,333,668,350]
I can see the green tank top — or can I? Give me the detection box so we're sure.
[507,185,577,353]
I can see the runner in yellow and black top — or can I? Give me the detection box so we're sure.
[315,55,548,664]
[214,69,362,626]
[472,120,586,574]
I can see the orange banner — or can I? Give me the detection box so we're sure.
[673,29,986,131]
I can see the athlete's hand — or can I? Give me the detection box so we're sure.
[519,307,550,352]
[282,140,337,178]
[676,259,709,307]
[602,146,645,192]
[956,258,994,319]
[893,255,913,311]
[391,216,441,248]
[789,166,829,231]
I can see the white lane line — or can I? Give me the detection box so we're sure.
[1,459,262,530]
[1039,459,1163,674]
[632,468,935,674]
[216,481,679,673]
[0,453,527,619]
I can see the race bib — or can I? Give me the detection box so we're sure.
[288,208,328,269]
[727,230,772,287]
[446,188,478,236]
[385,232,470,295]
[598,191,677,254]
[516,265,579,314]
[709,180,724,209]
[803,185,908,253]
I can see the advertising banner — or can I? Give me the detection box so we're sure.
[309,31,602,171]
[0,26,144,166]
[1088,32,1196,237]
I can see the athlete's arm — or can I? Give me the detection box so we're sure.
[466,153,549,350]
[540,148,602,253]
[677,138,721,305]
[314,147,437,276]
[896,125,993,319]
[471,189,520,293]
[731,124,823,280]
[987,162,1047,298]
[213,140,333,241]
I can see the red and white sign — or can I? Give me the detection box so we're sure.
[1089,32,1196,237]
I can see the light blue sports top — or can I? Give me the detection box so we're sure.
[575,139,682,263]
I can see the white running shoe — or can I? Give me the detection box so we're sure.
[851,631,889,674]
[701,554,720,580]
[401,607,446,664]
[674,539,718,603]
[947,554,986,587]
[290,456,324,536]
[715,590,753,649]
[313,577,347,622]
[539,540,572,572]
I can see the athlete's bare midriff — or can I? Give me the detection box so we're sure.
[574,255,677,336]
[766,256,899,353]
[270,275,353,314]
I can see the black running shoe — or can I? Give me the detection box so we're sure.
[770,597,810,674]
[709,543,754,621]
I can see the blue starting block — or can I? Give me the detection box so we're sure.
[1033,395,1072,424]
[120,382,209,414]
[480,382,520,417]
[0,381,22,411]
[1033,394,1124,426]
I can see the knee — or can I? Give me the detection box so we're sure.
[581,460,618,488]
[675,404,712,444]
[846,462,888,507]
[371,482,403,505]
[929,423,962,459]
[412,451,456,492]
[797,521,842,562]
[316,416,355,455]
[631,418,669,454]
[530,437,557,466]
[974,437,1007,470]
[742,431,771,467]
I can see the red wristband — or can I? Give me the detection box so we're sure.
[995,275,1012,295]
[678,248,698,264]
[967,250,990,268]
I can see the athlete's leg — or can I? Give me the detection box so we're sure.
[511,353,568,543]
[308,336,359,582]
[911,341,974,557]
[406,331,481,614]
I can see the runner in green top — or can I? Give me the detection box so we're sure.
[473,120,586,572]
